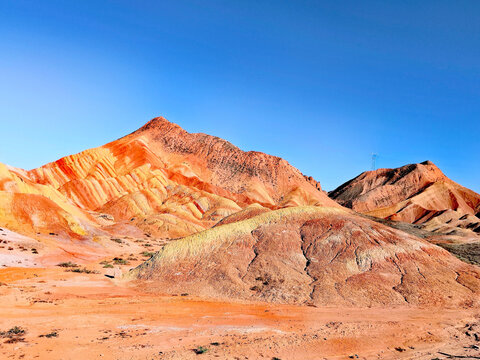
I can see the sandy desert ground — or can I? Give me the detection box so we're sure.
[1,263,480,360]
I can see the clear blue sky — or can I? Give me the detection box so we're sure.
[1,1,479,192]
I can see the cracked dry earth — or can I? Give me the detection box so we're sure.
[0,267,480,360]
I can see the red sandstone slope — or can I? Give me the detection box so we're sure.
[130,206,480,307]
[0,117,337,240]
[329,161,480,237]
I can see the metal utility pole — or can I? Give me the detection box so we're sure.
[371,153,378,170]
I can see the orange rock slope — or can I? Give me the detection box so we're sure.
[0,117,337,241]
[329,161,480,237]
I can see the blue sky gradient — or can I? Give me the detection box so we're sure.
[1,0,479,191]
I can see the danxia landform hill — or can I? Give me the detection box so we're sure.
[1,117,480,307]
[0,117,336,249]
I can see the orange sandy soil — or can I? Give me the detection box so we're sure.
[0,267,479,360]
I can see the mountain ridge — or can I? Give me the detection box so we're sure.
[0,116,337,243]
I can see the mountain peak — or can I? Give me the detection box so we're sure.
[134,116,183,134]
[362,161,444,182]
[420,160,434,166]
[329,160,480,229]
[418,160,443,175]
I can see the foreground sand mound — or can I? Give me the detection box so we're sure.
[129,206,480,307]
